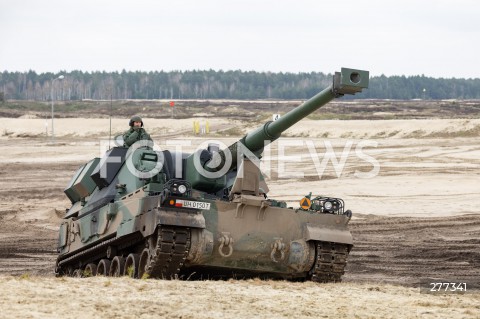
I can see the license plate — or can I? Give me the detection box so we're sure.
[175,199,211,210]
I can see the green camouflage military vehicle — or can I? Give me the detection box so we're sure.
[56,68,369,282]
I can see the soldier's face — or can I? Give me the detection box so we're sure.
[133,121,142,128]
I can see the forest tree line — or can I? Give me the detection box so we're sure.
[1,70,479,102]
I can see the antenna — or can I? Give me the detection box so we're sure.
[109,92,112,149]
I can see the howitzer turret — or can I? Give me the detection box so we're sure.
[185,67,369,192]
[56,67,369,283]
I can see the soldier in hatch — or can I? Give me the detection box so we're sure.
[123,115,153,147]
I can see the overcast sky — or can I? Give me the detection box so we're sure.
[1,0,479,78]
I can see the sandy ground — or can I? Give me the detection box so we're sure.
[0,276,478,319]
[0,117,479,318]
[1,117,235,138]
[3,117,480,139]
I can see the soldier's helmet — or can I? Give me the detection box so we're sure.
[129,115,144,127]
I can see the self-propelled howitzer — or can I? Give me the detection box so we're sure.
[56,67,369,282]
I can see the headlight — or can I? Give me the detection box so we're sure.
[324,201,333,210]
[178,184,187,194]
[165,179,191,197]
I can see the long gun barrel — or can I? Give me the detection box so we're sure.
[186,67,369,191]
[242,68,369,152]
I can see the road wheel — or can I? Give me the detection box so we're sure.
[84,263,97,277]
[109,256,125,277]
[124,253,140,278]
[138,248,151,279]
[96,259,111,276]
[73,269,83,277]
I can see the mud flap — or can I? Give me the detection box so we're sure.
[304,225,353,245]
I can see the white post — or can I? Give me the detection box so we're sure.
[51,75,64,144]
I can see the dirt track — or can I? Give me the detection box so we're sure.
[346,214,480,286]
[0,116,479,318]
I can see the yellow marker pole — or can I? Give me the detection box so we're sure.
[195,121,200,135]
